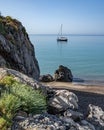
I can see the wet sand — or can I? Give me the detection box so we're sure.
[42,81,104,113]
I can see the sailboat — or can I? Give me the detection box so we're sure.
[57,24,68,42]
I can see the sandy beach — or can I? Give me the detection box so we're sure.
[42,81,104,95]
[42,81,104,113]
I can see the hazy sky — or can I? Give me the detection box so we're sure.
[0,0,104,34]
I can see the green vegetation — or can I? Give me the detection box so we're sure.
[0,20,7,36]
[5,16,18,31]
[0,15,30,44]
[0,16,19,37]
[0,76,47,130]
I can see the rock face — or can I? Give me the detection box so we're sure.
[0,16,39,80]
[54,65,73,82]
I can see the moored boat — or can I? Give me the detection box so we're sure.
[57,24,68,42]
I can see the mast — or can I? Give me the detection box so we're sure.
[57,24,68,41]
[61,24,63,36]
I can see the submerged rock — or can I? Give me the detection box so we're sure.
[0,16,39,80]
[54,65,73,82]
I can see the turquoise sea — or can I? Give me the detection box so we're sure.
[29,35,104,86]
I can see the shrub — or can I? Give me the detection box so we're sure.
[0,76,15,86]
[11,82,47,113]
[0,94,20,130]
[0,76,47,129]
[0,22,7,36]
[0,117,9,130]
[6,16,12,21]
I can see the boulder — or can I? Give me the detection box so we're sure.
[80,120,95,130]
[54,65,73,82]
[87,104,104,130]
[0,16,39,80]
[64,109,84,121]
[48,90,78,114]
[0,68,47,94]
[39,74,54,82]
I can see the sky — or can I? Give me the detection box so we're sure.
[0,0,104,34]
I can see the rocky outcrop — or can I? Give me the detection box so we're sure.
[0,68,47,93]
[0,16,39,80]
[13,105,104,130]
[10,81,104,130]
[39,74,54,82]
[0,73,101,130]
[54,65,73,82]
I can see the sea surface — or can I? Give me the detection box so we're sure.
[29,34,104,86]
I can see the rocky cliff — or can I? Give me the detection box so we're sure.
[0,16,39,80]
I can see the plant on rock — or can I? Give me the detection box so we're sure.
[0,76,47,130]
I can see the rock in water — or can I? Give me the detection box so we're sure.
[54,65,73,82]
[0,16,39,80]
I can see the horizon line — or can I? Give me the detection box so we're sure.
[29,33,104,36]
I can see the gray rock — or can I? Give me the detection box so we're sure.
[87,104,104,130]
[48,90,78,114]
[64,109,84,121]
[14,116,26,121]
[60,114,95,130]
[54,65,73,82]
[39,74,54,82]
[12,113,71,130]
[12,104,104,130]
[80,120,95,130]
[0,16,39,80]
[0,68,47,93]
[60,116,76,126]
[76,123,95,130]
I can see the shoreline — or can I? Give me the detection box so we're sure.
[42,81,104,113]
[42,81,104,95]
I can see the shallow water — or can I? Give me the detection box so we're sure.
[29,34,104,86]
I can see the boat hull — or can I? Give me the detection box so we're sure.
[57,37,68,42]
